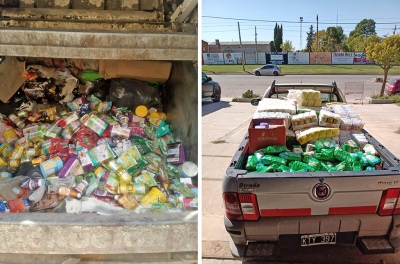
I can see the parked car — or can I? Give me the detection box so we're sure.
[253,64,281,76]
[202,72,221,102]
[384,77,400,95]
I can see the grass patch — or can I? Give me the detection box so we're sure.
[370,93,400,103]
[211,139,227,144]
[202,64,400,75]
[242,90,260,99]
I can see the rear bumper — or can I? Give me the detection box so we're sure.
[225,214,400,254]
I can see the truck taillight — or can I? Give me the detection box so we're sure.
[223,192,259,221]
[223,192,243,220]
[377,188,400,216]
[239,193,260,221]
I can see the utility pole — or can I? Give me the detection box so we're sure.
[255,26,258,64]
[300,17,303,51]
[316,15,319,64]
[394,25,397,35]
[238,22,245,71]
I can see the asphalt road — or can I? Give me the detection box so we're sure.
[207,74,391,100]
[201,75,400,263]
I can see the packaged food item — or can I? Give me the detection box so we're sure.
[318,109,341,128]
[40,156,64,178]
[279,152,302,162]
[315,140,336,152]
[291,111,318,130]
[261,155,287,166]
[262,145,287,155]
[58,186,82,199]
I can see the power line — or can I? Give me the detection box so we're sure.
[202,15,400,25]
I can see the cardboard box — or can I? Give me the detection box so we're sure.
[0,57,26,103]
[99,60,172,83]
[248,118,286,154]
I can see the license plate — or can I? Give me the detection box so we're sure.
[301,233,336,246]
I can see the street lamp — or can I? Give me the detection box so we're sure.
[300,17,303,50]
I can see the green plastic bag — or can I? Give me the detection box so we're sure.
[308,158,322,171]
[256,163,279,173]
[289,161,316,172]
[315,140,336,152]
[246,155,259,171]
[279,152,302,162]
[314,149,335,161]
[261,155,287,166]
[334,161,352,171]
[263,145,287,155]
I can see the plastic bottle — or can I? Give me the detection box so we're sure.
[58,186,82,199]
[118,182,149,195]
[8,114,25,129]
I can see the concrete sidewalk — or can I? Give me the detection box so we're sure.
[202,97,400,262]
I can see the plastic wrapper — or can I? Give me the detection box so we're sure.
[351,132,368,148]
[341,140,360,153]
[300,90,322,107]
[289,161,316,172]
[108,78,163,110]
[253,111,292,128]
[314,149,335,161]
[364,154,381,166]
[318,109,341,128]
[261,155,287,166]
[334,161,352,172]
[315,140,336,152]
[295,127,340,145]
[246,155,259,171]
[329,104,364,131]
[279,152,302,162]
[262,145,287,155]
[291,111,318,130]
[256,164,279,173]
[256,98,296,115]
[307,158,322,171]
[363,144,378,156]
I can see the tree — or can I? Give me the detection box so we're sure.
[280,40,294,52]
[273,23,283,52]
[305,25,315,51]
[365,35,400,96]
[349,19,376,38]
[322,26,345,51]
[311,30,325,52]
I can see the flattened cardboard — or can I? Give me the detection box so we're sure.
[0,57,26,103]
[99,60,172,83]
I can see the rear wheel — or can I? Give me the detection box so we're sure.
[273,71,279,76]
[255,71,261,76]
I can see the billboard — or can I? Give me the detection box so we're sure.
[203,53,224,64]
[354,52,375,64]
[223,52,243,64]
[309,52,331,64]
[288,52,310,64]
[332,52,354,64]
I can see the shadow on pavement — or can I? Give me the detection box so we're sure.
[202,100,231,117]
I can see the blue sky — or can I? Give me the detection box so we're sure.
[201,0,400,50]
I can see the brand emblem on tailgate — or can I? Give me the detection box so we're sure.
[312,179,331,200]
[239,183,260,188]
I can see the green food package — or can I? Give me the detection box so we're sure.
[261,155,287,166]
[246,155,259,171]
[256,163,279,173]
[279,152,302,162]
[278,165,290,172]
[334,147,351,162]
[366,166,376,171]
[334,161,352,171]
[289,161,316,172]
[364,154,381,166]
[263,145,287,155]
[308,158,322,171]
[341,140,360,153]
[314,149,335,161]
[302,151,314,163]
[320,162,335,172]
[315,140,336,152]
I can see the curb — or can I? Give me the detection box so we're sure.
[231,98,252,102]
[370,99,395,104]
